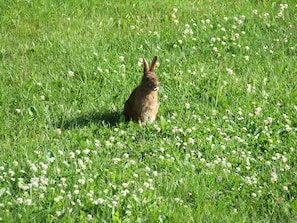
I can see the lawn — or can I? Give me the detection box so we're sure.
[0,0,297,222]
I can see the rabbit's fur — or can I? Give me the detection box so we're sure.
[124,56,159,123]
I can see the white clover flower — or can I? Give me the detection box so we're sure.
[173,19,179,25]
[281,156,288,163]
[129,160,136,165]
[97,67,103,73]
[271,174,277,183]
[226,68,234,75]
[254,107,262,116]
[105,141,112,147]
[174,197,181,203]
[16,197,23,204]
[121,189,130,196]
[280,4,288,10]
[96,198,105,205]
[54,196,63,203]
[284,165,290,170]
[188,138,195,145]
[78,179,85,185]
[87,214,92,220]
[133,173,138,178]
[30,163,38,172]
[69,152,75,159]
[112,158,121,164]
[123,153,129,159]
[68,71,74,78]
[119,56,125,61]
[145,166,151,171]
[83,149,90,155]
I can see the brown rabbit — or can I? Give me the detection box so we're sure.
[124,56,159,123]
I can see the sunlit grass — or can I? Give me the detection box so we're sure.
[0,0,297,222]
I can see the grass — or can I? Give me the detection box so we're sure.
[1,0,297,222]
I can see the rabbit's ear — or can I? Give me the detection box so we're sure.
[143,58,149,74]
[149,56,158,72]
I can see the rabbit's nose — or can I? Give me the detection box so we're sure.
[153,86,159,91]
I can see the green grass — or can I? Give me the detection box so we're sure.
[1,0,297,222]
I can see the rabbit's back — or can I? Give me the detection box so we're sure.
[124,86,159,123]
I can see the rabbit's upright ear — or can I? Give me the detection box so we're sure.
[149,56,158,72]
[143,58,149,74]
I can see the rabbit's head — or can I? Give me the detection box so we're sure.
[141,56,159,91]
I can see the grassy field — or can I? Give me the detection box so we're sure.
[1,0,297,222]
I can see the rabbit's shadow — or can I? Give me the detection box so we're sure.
[58,111,121,129]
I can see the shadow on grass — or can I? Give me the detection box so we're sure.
[57,111,122,129]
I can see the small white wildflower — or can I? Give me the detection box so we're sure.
[188,138,195,145]
[282,156,288,163]
[78,179,85,185]
[226,68,234,75]
[112,158,121,164]
[83,149,90,155]
[87,214,92,220]
[133,173,138,178]
[97,67,103,73]
[68,71,74,78]
[16,198,23,204]
[145,166,151,171]
[121,189,130,196]
[123,153,129,159]
[54,196,63,203]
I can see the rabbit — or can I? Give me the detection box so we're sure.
[124,56,160,123]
